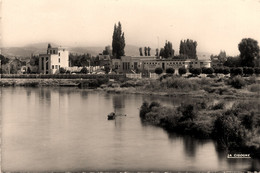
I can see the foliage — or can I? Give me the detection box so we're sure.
[69,53,96,67]
[80,67,88,74]
[214,67,223,74]
[224,56,241,67]
[155,67,163,75]
[243,67,254,75]
[213,114,245,148]
[230,67,243,76]
[159,41,175,58]
[227,76,246,89]
[178,67,187,76]
[238,38,260,67]
[139,47,143,56]
[179,39,197,59]
[223,67,230,75]
[202,67,214,74]
[29,55,39,66]
[144,47,147,56]
[0,54,10,65]
[254,67,260,75]
[112,22,125,59]
[189,68,201,75]
[166,68,175,74]
[59,67,66,74]
[102,45,112,56]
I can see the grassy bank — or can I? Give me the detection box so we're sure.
[0,75,259,99]
[140,100,260,158]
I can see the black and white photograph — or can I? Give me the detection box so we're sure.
[0,0,260,172]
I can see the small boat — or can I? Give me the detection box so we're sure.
[107,112,116,120]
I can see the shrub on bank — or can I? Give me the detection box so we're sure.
[155,67,163,75]
[178,67,187,76]
[166,68,175,74]
[227,76,246,89]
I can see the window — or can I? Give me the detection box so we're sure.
[52,65,54,69]
[59,53,60,56]
[50,50,52,54]
[42,57,44,70]
[46,57,49,70]
[58,58,60,63]
[53,50,56,54]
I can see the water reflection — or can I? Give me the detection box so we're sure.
[2,88,260,171]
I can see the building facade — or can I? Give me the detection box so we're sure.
[112,56,211,73]
[39,45,69,74]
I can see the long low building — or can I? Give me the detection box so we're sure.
[112,56,211,73]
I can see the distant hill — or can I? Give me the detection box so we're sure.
[1,43,211,59]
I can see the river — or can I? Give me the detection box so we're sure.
[1,87,259,171]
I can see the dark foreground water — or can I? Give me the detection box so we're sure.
[1,87,259,171]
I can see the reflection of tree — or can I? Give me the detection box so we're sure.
[183,136,197,157]
[81,91,88,99]
[112,95,125,112]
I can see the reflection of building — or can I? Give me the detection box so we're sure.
[39,44,69,74]
[112,56,211,73]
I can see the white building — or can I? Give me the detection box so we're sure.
[39,44,69,74]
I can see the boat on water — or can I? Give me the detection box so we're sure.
[107,112,126,120]
[107,112,116,120]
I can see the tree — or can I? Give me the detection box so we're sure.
[179,39,197,59]
[148,47,151,56]
[112,22,125,59]
[238,38,260,67]
[103,46,112,55]
[0,54,9,65]
[166,68,175,74]
[178,67,187,76]
[224,56,241,67]
[139,47,143,56]
[144,47,148,56]
[155,67,163,75]
[155,48,159,57]
[160,41,174,58]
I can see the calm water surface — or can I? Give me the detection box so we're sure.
[1,87,259,171]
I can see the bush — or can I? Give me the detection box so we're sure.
[248,84,260,92]
[80,67,88,74]
[228,76,246,89]
[166,68,175,74]
[155,67,163,75]
[205,68,214,75]
[223,67,230,75]
[243,67,254,76]
[178,67,187,76]
[190,68,201,75]
[230,67,243,76]
[254,67,260,75]
[59,67,66,74]
[211,101,225,110]
[177,103,198,121]
[213,114,246,148]
[214,67,223,74]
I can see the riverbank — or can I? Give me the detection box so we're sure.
[139,100,260,158]
[0,76,259,100]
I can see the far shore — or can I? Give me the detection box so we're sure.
[0,77,259,100]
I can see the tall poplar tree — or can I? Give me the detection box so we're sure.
[112,22,125,59]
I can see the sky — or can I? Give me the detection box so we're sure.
[1,0,260,55]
